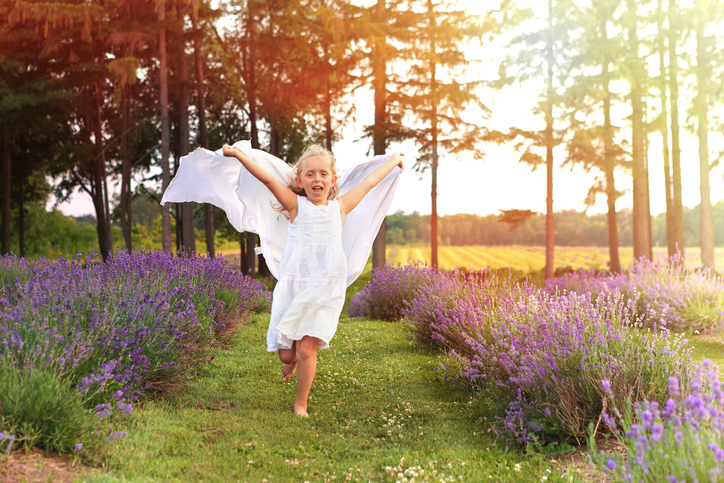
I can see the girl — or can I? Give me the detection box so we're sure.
[161,141,403,417]
[220,144,403,417]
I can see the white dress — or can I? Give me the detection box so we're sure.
[267,196,347,351]
[160,141,403,350]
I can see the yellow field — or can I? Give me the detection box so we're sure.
[386,246,724,273]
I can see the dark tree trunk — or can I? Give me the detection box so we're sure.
[1,124,11,255]
[246,0,259,150]
[18,171,24,258]
[246,232,258,276]
[92,87,113,261]
[120,86,133,252]
[159,0,172,253]
[601,24,620,273]
[544,0,555,279]
[371,0,387,270]
[668,0,685,257]
[323,45,333,152]
[178,3,195,255]
[429,0,439,269]
[192,4,214,259]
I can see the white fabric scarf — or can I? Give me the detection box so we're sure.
[160,140,403,287]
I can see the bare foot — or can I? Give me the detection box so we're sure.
[282,361,297,382]
[294,405,309,417]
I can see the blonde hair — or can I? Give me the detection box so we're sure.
[273,144,340,218]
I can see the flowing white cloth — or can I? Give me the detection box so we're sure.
[160,140,403,287]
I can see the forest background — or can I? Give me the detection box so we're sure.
[2,0,724,275]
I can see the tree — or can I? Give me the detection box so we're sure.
[362,0,417,270]
[563,0,626,272]
[401,0,488,268]
[191,0,216,258]
[692,0,717,269]
[623,0,652,261]
[159,0,173,253]
[499,0,575,279]
[667,0,686,257]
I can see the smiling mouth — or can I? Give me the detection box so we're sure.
[312,186,323,194]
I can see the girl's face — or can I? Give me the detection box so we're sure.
[295,154,337,205]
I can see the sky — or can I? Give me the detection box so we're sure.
[51,0,724,220]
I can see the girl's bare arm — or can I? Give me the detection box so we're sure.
[222,144,297,216]
[338,153,403,218]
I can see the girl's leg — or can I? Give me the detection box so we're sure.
[294,336,320,417]
[278,341,297,382]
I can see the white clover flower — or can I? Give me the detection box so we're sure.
[514,463,522,472]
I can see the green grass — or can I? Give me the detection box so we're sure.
[84,313,588,483]
[688,336,724,370]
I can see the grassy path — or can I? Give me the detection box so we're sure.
[87,315,565,483]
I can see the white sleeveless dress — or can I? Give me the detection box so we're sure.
[159,141,403,350]
[267,196,347,351]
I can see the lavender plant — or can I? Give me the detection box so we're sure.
[348,262,438,321]
[546,256,724,333]
[400,272,691,444]
[0,250,269,452]
[594,360,724,483]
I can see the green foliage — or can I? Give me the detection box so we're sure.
[9,204,97,259]
[0,361,94,454]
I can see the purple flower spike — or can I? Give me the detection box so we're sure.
[606,459,616,472]
[74,443,83,451]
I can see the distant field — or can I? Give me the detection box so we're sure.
[216,244,724,274]
[385,246,724,273]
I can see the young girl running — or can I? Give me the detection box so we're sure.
[161,141,404,417]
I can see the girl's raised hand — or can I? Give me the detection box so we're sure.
[391,152,404,169]
[222,144,239,158]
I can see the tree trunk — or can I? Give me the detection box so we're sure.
[429,0,439,269]
[371,0,387,270]
[1,124,11,255]
[695,0,715,270]
[668,0,685,257]
[18,170,24,258]
[246,0,259,150]
[159,0,172,253]
[120,86,133,252]
[246,233,258,276]
[192,2,214,259]
[178,3,195,255]
[544,0,555,279]
[657,0,675,259]
[601,24,620,273]
[323,44,333,152]
[627,0,651,261]
[93,87,113,261]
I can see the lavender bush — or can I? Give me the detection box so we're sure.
[428,281,691,443]
[348,262,438,321]
[594,360,724,483]
[546,256,724,333]
[0,249,269,453]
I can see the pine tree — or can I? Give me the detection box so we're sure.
[499,0,575,279]
[400,0,489,268]
[563,0,625,273]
